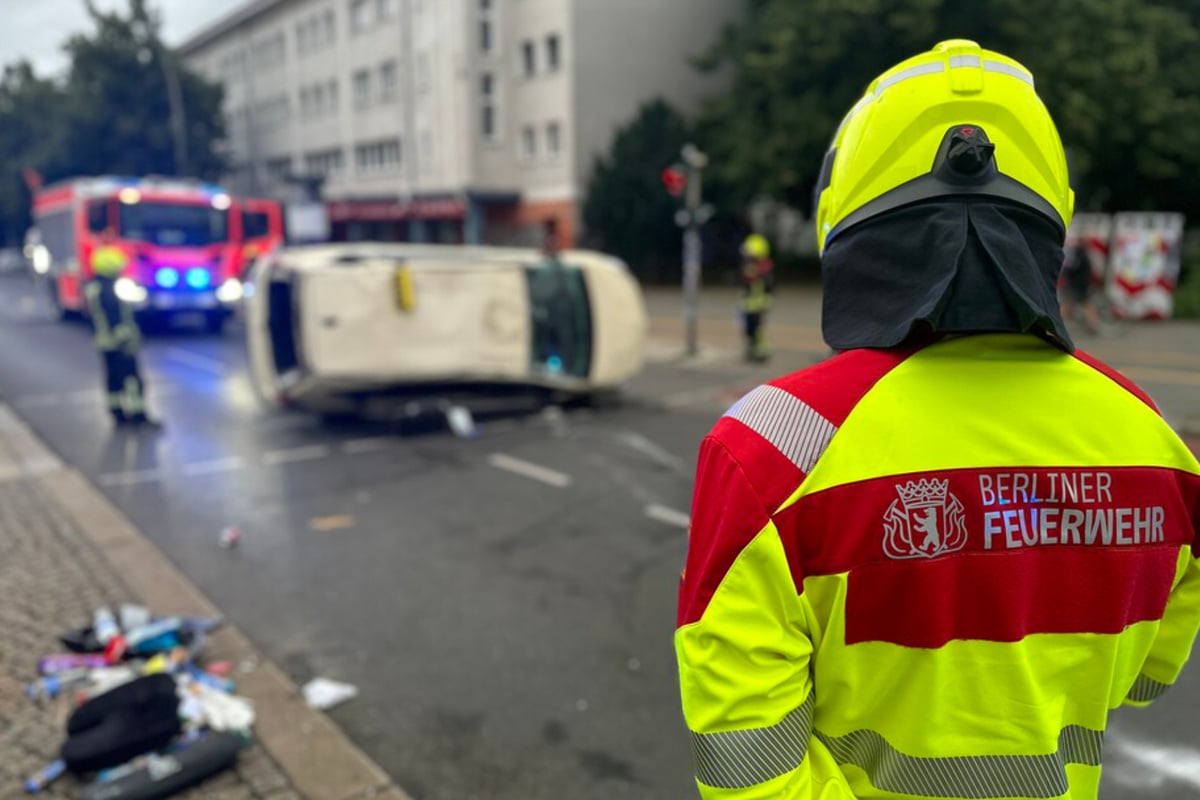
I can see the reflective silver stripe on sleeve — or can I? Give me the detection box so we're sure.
[816,724,1104,799]
[1126,674,1172,703]
[874,61,945,95]
[983,59,1035,87]
[692,692,815,789]
[949,55,981,68]
[724,385,837,473]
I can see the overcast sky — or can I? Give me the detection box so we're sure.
[0,0,247,77]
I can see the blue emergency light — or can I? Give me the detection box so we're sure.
[155,268,180,289]
[185,268,211,290]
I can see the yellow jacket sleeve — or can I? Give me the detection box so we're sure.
[1126,543,1200,706]
[676,439,855,798]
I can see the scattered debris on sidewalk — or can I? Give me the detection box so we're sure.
[217,526,241,549]
[22,606,256,798]
[301,678,359,711]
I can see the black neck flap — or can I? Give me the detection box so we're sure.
[820,199,1073,352]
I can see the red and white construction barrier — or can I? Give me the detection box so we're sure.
[1106,212,1186,320]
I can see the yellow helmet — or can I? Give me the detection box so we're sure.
[741,233,770,260]
[814,39,1073,255]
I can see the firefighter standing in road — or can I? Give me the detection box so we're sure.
[676,41,1200,799]
[740,233,774,362]
[86,230,158,427]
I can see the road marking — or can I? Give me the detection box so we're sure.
[99,469,166,487]
[644,503,691,529]
[181,456,244,476]
[487,453,572,488]
[262,444,332,466]
[163,347,227,376]
[618,431,686,473]
[15,384,179,409]
[342,436,394,455]
[1110,737,1200,790]
[309,514,356,532]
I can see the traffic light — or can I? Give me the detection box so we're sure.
[661,165,687,198]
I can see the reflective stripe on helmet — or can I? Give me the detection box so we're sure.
[692,692,814,789]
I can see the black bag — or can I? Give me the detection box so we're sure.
[62,674,182,774]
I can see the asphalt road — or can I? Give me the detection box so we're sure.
[0,270,1196,799]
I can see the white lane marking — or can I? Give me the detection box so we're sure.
[163,347,227,376]
[618,431,686,473]
[487,453,572,488]
[262,444,332,466]
[342,436,394,455]
[99,469,166,487]
[1109,736,1200,790]
[180,456,245,476]
[644,503,691,529]
[15,385,179,409]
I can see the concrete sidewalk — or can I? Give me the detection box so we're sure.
[0,405,408,800]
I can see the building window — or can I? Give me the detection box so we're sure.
[296,21,309,54]
[520,125,536,161]
[313,83,326,115]
[479,19,492,53]
[377,0,398,21]
[299,87,312,118]
[379,61,398,102]
[266,157,293,182]
[323,10,336,45]
[478,0,496,55]
[545,121,561,158]
[480,73,497,141]
[327,78,340,112]
[350,0,371,33]
[355,138,402,174]
[520,41,535,77]
[545,34,560,72]
[305,148,345,178]
[353,69,371,108]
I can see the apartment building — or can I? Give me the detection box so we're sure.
[180,0,736,245]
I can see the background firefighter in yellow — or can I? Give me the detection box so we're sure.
[85,230,158,427]
[739,233,774,362]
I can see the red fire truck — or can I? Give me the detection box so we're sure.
[31,176,283,332]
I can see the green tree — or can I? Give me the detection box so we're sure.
[697,0,1200,220]
[60,0,225,180]
[0,63,66,246]
[582,99,691,281]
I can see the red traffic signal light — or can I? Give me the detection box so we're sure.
[661,165,687,197]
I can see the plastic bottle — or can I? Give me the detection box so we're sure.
[93,607,120,646]
[38,654,109,675]
[23,759,65,793]
[25,669,90,701]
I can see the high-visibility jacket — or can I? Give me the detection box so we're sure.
[742,259,775,314]
[676,334,1200,799]
[84,277,141,354]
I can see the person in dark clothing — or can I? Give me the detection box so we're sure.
[1060,235,1102,334]
[85,231,160,427]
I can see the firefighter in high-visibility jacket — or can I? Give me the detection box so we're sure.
[676,40,1200,799]
[740,234,774,362]
[85,235,158,427]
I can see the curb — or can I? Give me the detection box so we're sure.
[3,405,411,800]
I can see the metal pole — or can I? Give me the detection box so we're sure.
[681,144,707,357]
[160,49,190,177]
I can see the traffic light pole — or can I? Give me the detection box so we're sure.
[681,144,707,357]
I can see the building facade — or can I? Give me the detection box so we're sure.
[180,0,736,245]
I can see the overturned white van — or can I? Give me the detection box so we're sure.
[245,243,648,416]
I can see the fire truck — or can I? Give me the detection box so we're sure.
[30,176,283,332]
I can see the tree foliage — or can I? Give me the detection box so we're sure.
[582,100,691,280]
[0,0,225,246]
[696,0,1200,219]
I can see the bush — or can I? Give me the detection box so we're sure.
[1172,231,1200,318]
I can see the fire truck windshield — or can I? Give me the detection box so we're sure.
[118,202,230,247]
